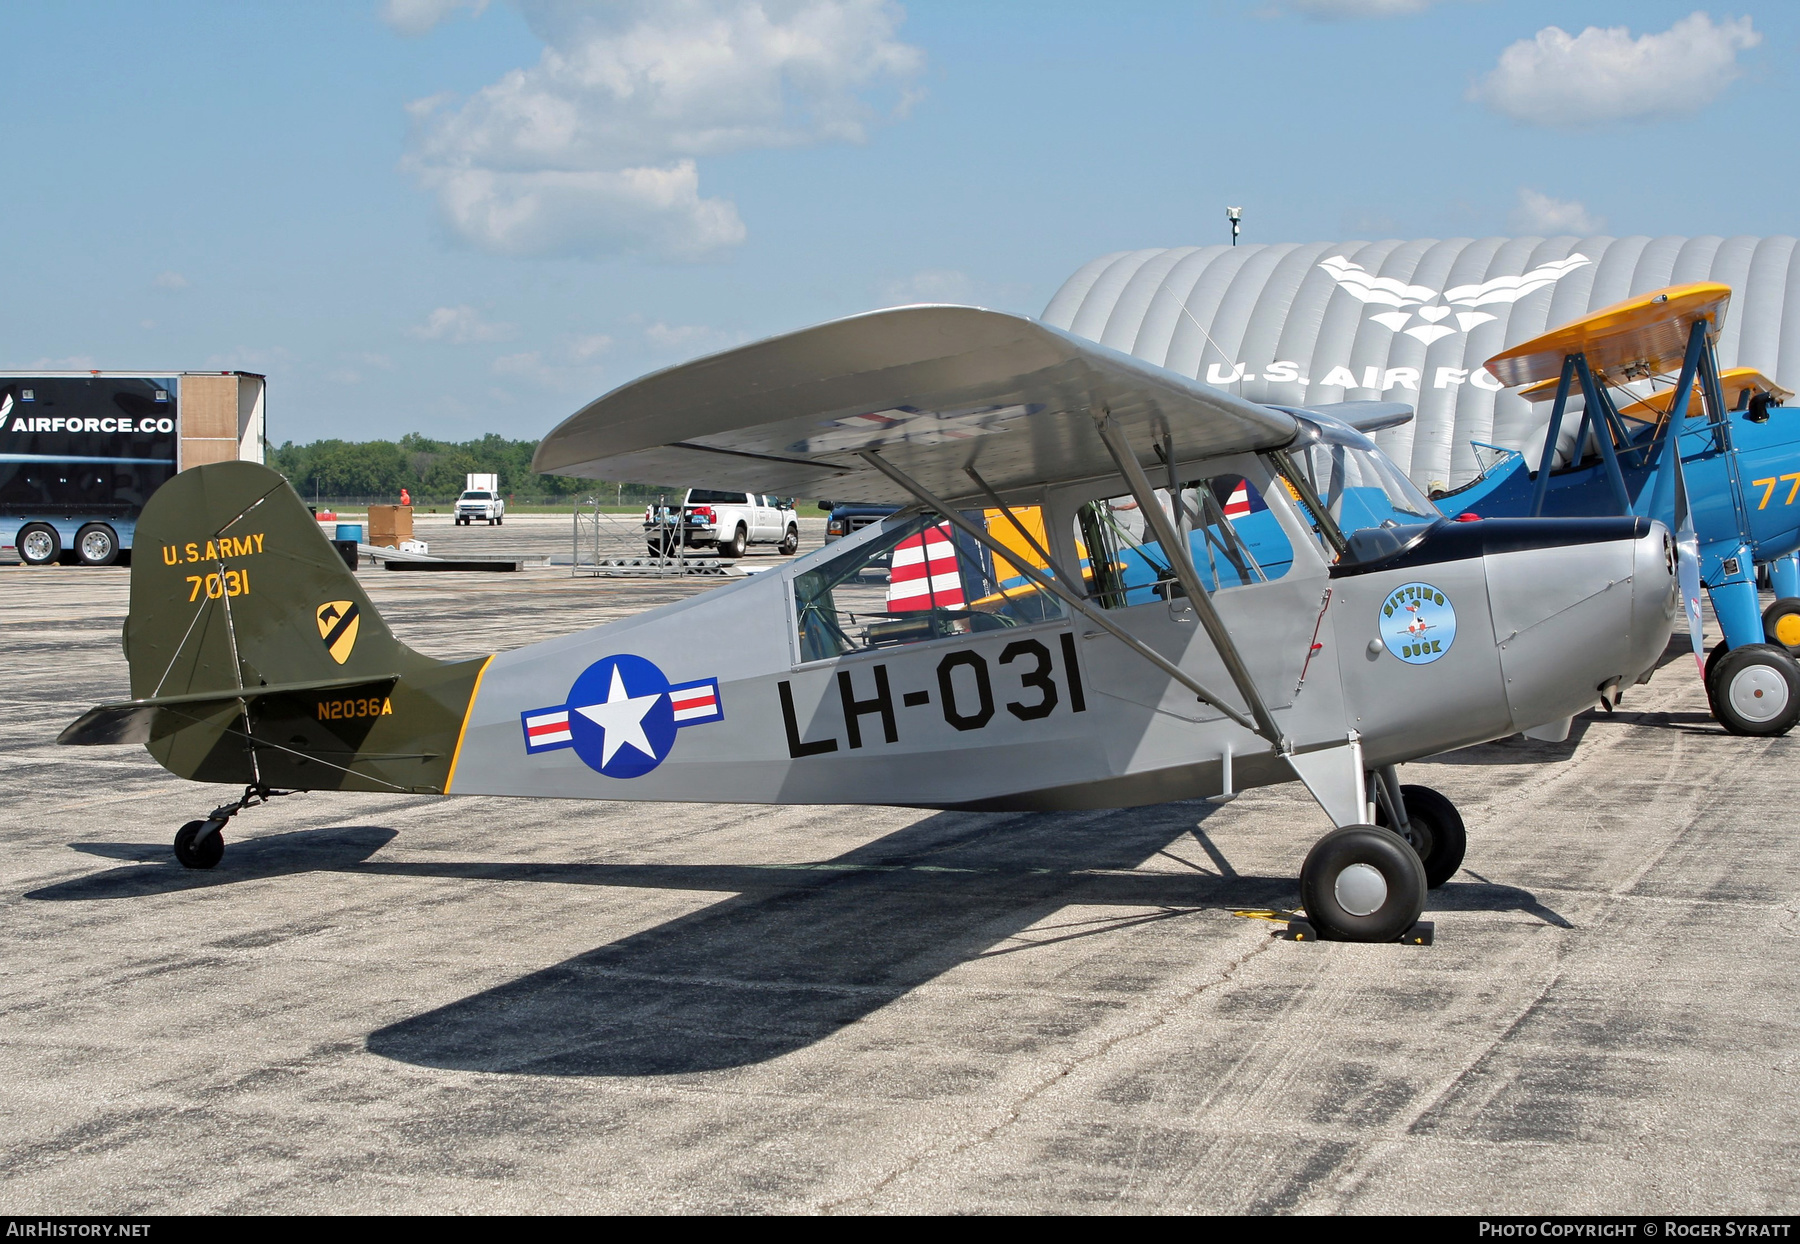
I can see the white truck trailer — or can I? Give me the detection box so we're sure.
[0,371,266,565]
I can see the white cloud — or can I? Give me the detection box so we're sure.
[382,0,488,36]
[1471,12,1760,127]
[418,161,745,260]
[490,333,619,391]
[1510,188,1605,236]
[409,304,514,343]
[644,320,732,351]
[204,346,293,373]
[568,333,613,361]
[1286,0,1445,16]
[403,0,924,259]
[154,271,189,290]
[880,268,976,304]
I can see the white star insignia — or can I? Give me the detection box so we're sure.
[574,666,663,766]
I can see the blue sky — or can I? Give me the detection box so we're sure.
[1,1,1791,444]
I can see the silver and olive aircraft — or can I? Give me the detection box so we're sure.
[60,306,1680,942]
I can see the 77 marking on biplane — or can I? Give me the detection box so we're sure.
[1750,473,1800,509]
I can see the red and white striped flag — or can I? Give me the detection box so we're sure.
[888,522,965,611]
[1223,480,1251,519]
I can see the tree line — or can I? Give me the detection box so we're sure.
[268,433,673,505]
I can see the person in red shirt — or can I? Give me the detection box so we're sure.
[399,487,411,506]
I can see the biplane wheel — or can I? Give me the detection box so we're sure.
[1298,825,1426,943]
[1706,644,1800,737]
[1704,640,1730,687]
[1374,784,1467,889]
[173,820,226,870]
[1763,598,1800,656]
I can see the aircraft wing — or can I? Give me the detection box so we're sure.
[532,305,1298,503]
[1485,283,1731,389]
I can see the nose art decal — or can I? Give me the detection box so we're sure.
[1380,582,1457,664]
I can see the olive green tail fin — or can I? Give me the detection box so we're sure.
[62,461,488,794]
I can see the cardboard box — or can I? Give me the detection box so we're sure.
[367,505,414,549]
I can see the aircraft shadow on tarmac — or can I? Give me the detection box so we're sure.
[29,809,1566,1076]
[27,827,399,900]
[360,808,1566,1078]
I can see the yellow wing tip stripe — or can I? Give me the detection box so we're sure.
[444,654,495,795]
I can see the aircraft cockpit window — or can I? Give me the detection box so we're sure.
[1074,475,1294,611]
[792,509,1066,664]
[1287,435,1438,533]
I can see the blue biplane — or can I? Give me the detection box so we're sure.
[1116,283,1799,736]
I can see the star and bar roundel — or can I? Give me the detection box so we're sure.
[521,654,723,778]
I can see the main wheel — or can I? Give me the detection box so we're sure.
[779,524,799,555]
[1764,598,1800,656]
[1373,783,1467,889]
[74,523,119,566]
[718,523,746,559]
[173,820,226,870]
[1298,825,1426,942]
[17,523,59,566]
[1706,643,1800,736]
[1705,639,1730,687]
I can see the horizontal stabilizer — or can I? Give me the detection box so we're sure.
[59,674,400,746]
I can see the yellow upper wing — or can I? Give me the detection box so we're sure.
[1484,283,1731,389]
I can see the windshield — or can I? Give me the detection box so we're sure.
[461,491,493,500]
[1289,426,1438,532]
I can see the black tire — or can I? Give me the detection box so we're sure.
[496,516,503,526]
[718,523,747,559]
[1764,597,1800,656]
[1374,783,1467,889]
[74,523,119,567]
[173,820,225,870]
[17,522,59,566]
[1705,639,1730,687]
[647,530,676,556]
[1706,643,1800,736]
[1299,825,1426,942]
[779,524,799,555]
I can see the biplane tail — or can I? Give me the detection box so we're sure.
[58,461,490,796]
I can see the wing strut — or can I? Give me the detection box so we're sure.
[855,449,1272,743]
[1091,411,1288,751]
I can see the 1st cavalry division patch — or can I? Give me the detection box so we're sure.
[316,600,361,665]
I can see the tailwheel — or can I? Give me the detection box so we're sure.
[1298,825,1426,942]
[1374,784,1467,889]
[1763,597,1800,657]
[1706,643,1800,736]
[174,819,226,870]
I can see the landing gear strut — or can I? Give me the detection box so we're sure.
[171,784,293,870]
[1371,776,1467,889]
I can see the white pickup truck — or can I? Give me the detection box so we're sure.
[644,489,799,558]
[454,489,505,526]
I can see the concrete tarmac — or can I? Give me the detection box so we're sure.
[2,530,1797,1214]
